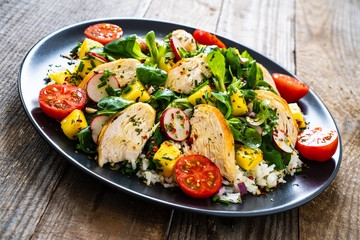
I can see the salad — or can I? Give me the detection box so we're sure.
[38,23,338,204]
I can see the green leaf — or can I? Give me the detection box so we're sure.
[76,127,97,154]
[104,35,149,61]
[260,135,291,170]
[243,128,262,148]
[97,96,134,111]
[206,51,226,92]
[211,91,232,119]
[246,61,257,89]
[246,99,269,126]
[136,65,168,86]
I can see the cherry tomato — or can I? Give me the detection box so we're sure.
[84,23,123,45]
[38,84,86,121]
[175,155,223,198]
[296,127,338,162]
[193,29,226,49]
[272,73,309,102]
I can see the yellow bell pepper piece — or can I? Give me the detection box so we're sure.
[289,103,306,128]
[49,71,71,85]
[122,81,151,102]
[79,38,103,59]
[60,110,88,140]
[159,57,175,73]
[188,85,216,106]
[76,57,105,79]
[235,145,263,170]
[230,89,248,116]
[153,141,182,177]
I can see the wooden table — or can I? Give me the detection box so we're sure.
[1,0,359,239]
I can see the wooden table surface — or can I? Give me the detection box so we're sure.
[1,0,359,239]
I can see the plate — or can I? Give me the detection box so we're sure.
[18,18,342,217]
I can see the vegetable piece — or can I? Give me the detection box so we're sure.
[235,145,263,170]
[236,182,248,195]
[160,107,190,141]
[153,141,182,177]
[188,85,216,106]
[230,89,248,116]
[84,23,123,45]
[273,129,294,153]
[49,71,74,85]
[193,29,226,49]
[289,103,306,128]
[260,135,291,170]
[77,126,97,153]
[272,73,309,102]
[79,38,104,59]
[136,65,168,86]
[77,54,107,79]
[175,155,223,198]
[90,115,109,144]
[104,35,149,61]
[206,51,226,92]
[86,72,120,103]
[60,110,88,140]
[122,81,151,102]
[169,36,188,60]
[87,52,108,63]
[159,57,175,72]
[97,96,133,111]
[296,127,338,162]
[38,84,86,121]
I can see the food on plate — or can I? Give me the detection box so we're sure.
[40,24,338,204]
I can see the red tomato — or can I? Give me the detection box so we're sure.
[193,29,226,49]
[84,23,123,45]
[272,73,309,102]
[38,84,86,121]
[296,127,338,162]
[175,155,223,198]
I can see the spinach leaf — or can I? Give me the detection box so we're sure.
[225,48,242,77]
[143,125,167,169]
[227,118,262,148]
[211,91,232,119]
[260,135,291,170]
[77,126,97,154]
[261,108,279,136]
[104,35,149,61]
[242,89,257,101]
[136,65,168,86]
[206,51,226,92]
[246,61,257,89]
[97,96,134,111]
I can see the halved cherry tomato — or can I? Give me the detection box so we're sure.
[272,73,309,102]
[175,155,223,198]
[84,23,123,45]
[192,29,226,49]
[296,127,338,162]
[38,84,86,121]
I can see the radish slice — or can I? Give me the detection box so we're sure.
[273,129,294,153]
[86,72,120,102]
[160,107,190,141]
[87,52,108,63]
[90,115,109,144]
[169,36,188,60]
[251,125,263,136]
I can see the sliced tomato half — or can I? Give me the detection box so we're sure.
[175,155,223,198]
[84,23,123,45]
[272,73,309,102]
[192,29,226,49]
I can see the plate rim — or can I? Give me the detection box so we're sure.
[18,17,342,217]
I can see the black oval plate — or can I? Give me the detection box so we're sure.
[18,18,342,217]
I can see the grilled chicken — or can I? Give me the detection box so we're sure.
[165,55,212,94]
[78,58,140,89]
[182,104,236,181]
[97,103,156,167]
[257,63,280,95]
[254,90,298,147]
[172,29,197,53]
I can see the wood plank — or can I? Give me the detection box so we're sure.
[31,167,172,239]
[166,0,298,239]
[0,0,154,239]
[296,0,360,239]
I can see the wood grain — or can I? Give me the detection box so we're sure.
[168,0,298,239]
[296,0,360,239]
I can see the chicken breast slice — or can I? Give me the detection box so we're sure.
[78,58,140,89]
[165,55,212,94]
[254,90,298,148]
[97,103,156,167]
[182,104,236,181]
[172,29,197,53]
[257,63,280,95]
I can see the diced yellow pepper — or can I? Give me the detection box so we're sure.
[49,71,71,85]
[159,57,175,73]
[153,141,182,177]
[230,89,248,116]
[60,110,88,140]
[289,103,306,128]
[188,85,216,106]
[79,38,103,59]
[235,145,263,170]
[76,57,105,79]
[122,81,151,102]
